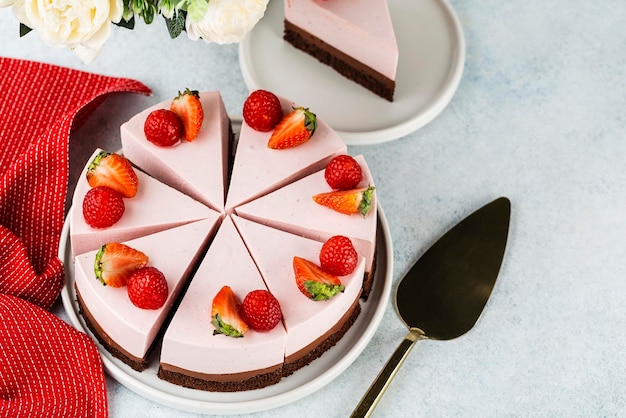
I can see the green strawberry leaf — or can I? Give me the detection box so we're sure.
[212,313,244,338]
[305,280,345,301]
[165,12,186,39]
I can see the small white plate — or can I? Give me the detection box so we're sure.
[60,206,393,415]
[239,0,466,145]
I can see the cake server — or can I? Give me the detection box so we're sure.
[351,197,511,418]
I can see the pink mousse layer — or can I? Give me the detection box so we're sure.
[235,154,377,273]
[70,148,216,257]
[160,216,286,375]
[284,0,399,80]
[225,96,346,212]
[232,215,365,357]
[121,91,230,213]
[74,218,220,359]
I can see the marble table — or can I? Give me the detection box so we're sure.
[1,0,625,416]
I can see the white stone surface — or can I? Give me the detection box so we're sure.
[2,0,626,415]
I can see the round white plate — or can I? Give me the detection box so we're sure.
[239,0,466,145]
[60,206,393,415]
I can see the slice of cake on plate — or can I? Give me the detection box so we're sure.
[70,148,217,256]
[158,215,287,392]
[74,217,220,371]
[225,95,346,212]
[232,215,365,376]
[235,154,377,298]
[121,91,231,213]
[283,0,399,101]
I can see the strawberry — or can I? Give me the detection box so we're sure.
[211,286,248,337]
[267,107,317,149]
[319,236,358,276]
[144,108,183,147]
[241,290,282,331]
[86,151,139,198]
[94,242,148,287]
[293,256,345,301]
[243,90,283,132]
[312,186,375,216]
[170,88,204,141]
[127,266,169,310]
[82,186,125,228]
[324,155,363,190]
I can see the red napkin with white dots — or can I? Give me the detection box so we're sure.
[0,57,151,417]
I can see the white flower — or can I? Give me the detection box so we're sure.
[11,0,123,63]
[0,0,16,7]
[186,0,268,44]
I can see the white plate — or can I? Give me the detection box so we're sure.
[60,206,393,415]
[239,0,466,145]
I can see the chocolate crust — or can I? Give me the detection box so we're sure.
[75,285,150,372]
[284,20,395,101]
[157,364,283,392]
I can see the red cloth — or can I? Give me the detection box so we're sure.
[0,57,151,417]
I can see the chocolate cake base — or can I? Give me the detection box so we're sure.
[158,364,283,392]
[284,20,395,101]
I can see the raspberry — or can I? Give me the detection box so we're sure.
[319,235,358,276]
[127,267,169,310]
[241,290,282,331]
[243,90,283,132]
[324,155,363,190]
[144,109,183,146]
[82,186,125,228]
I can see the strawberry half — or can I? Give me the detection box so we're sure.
[267,107,317,149]
[170,88,204,142]
[211,286,248,337]
[94,242,149,287]
[86,151,139,198]
[312,186,375,216]
[293,256,345,301]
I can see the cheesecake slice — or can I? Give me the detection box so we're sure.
[121,91,231,213]
[70,149,217,257]
[158,215,287,392]
[74,217,220,371]
[232,215,365,376]
[225,95,346,212]
[284,0,399,101]
[235,154,377,298]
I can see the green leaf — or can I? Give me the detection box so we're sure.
[19,23,32,37]
[211,314,244,338]
[187,0,208,23]
[165,11,186,39]
[358,186,375,217]
[304,280,345,301]
[115,16,136,30]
